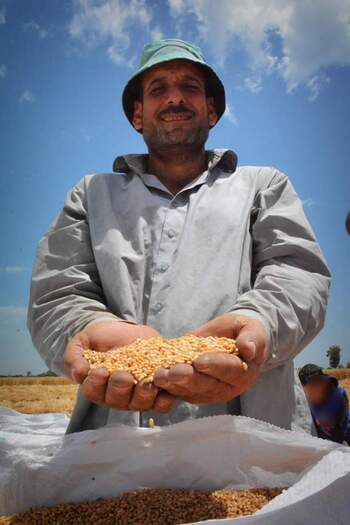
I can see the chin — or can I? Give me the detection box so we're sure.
[144,124,209,150]
[165,126,198,141]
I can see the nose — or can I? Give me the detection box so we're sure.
[165,85,185,106]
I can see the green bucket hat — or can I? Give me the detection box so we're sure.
[122,38,226,132]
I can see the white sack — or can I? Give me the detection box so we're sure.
[0,407,349,524]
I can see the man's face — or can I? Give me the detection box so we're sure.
[303,378,330,405]
[132,59,218,152]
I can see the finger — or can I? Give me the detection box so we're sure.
[193,353,248,385]
[70,355,90,384]
[166,364,220,393]
[153,366,192,391]
[81,367,109,404]
[166,364,193,384]
[104,371,135,409]
[64,334,91,383]
[235,323,266,364]
[153,392,178,413]
[128,381,159,411]
[153,365,220,399]
[153,367,171,389]
[188,323,220,338]
[188,315,235,338]
[153,367,192,397]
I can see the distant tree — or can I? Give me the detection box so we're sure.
[338,364,344,368]
[26,370,31,376]
[346,362,350,369]
[326,345,341,368]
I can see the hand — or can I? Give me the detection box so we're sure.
[191,313,268,365]
[64,320,177,413]
[153,313,268,405]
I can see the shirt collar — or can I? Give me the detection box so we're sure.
[113,149,238,177]
[112,149,237,196]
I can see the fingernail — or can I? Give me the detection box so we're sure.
[245,341,256,361]
[71,367,80,381]
[194,356,210,370]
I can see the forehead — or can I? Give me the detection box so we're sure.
[141,59,205,85]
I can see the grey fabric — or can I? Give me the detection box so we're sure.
[27,149,330,434]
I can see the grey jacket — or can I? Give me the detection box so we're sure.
[27,149,331,434]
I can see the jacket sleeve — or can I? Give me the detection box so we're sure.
[27,177,134,377]
[331,389,349,443]
[231,168,331,371]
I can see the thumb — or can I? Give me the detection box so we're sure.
[235,321,267,365]
[64,331,90,384]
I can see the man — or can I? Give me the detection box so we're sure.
[299,364,350,444]
[27,39,331,434]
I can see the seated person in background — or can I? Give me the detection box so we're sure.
[299,364,350,445]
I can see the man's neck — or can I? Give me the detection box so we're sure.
[147,147,207,194]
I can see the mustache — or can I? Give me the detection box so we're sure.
[158,105,195,119]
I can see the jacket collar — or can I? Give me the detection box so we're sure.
[112,149,238,176]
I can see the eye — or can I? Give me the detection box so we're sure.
[150,86,165,95]
[184,83,200,91]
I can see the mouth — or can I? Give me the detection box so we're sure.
[159,112,193,122]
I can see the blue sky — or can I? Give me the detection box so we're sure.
[0,0,349,374]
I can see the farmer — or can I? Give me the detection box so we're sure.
[299,364,350,445]
[27,39,331,434]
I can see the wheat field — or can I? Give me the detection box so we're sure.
[0,376,78,416]
[0,370,349,416]
[324,369,350,398]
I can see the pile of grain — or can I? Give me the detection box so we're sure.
[83,335,242,383]
[0,487,283,524]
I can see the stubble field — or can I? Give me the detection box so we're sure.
[0,369,349,416]
[0,376,78,416]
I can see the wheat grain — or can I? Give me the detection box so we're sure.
[0,487,283,524]
[83,335,241,383]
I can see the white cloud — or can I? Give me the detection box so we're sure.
[224,102,238,125]
[168,0,350,100]
[306,74,330,103]
[168,0,185,14]
[107,44,124,64]
[69,0,153,64]
[19,90,35,104]
[0,7,5,25]
[0,266,27,273]
[302,198,318,208]
[0,64,6,79]
[244,75,263,94]
[150,26,164,41]
[22,20,49,39]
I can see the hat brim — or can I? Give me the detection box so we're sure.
[122,58,226,133]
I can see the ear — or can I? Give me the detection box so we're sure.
[132,100,143,131]
[207,96,218,128]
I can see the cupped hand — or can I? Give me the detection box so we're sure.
[64,320,177,413]
[153,313,268,405]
